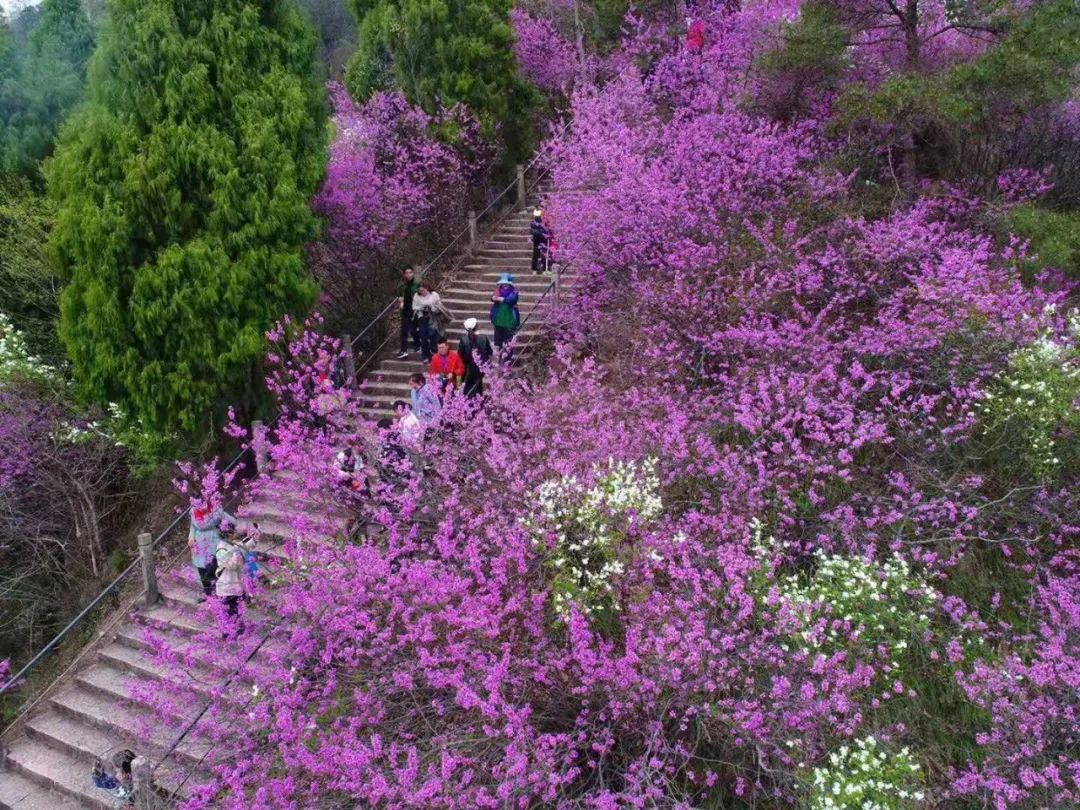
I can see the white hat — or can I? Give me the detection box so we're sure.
[464,317,478,330]
[534,208,543,217]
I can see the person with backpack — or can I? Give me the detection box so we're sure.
[396,266,421,359]
[459,317,494,397]
[412,282,456,361]
[530,208,550,274]
[489,272,520,355]
[215,532,248,633]
[188,505,237,601]
[410,372,442,427]
[428,337,466,395]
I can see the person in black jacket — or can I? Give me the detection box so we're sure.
[396,266,421,359]
[459,317,494,398]
[530,209,550,274]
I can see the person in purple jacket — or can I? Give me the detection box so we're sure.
[489,272,520,356]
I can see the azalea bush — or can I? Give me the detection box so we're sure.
[310,84,497,337]
[136,1,1080,807]
[769,548,939,662]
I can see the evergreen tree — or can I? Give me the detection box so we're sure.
[31,0,95,71]
[0,0,95,174]
[345,0,536,160]
[48,0,326,434]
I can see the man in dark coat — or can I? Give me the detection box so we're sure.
[530,208,550,274]
[458,317,494,398]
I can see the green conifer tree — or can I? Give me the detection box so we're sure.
[48,0,326,434]
[346,0,536,161]
[0,0,95,173]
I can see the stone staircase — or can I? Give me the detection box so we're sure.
[0,553,283,809]
[357,193,566,417]
[0,188,578,810]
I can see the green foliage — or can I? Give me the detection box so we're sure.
[345,0,537,160]
[295,0,357,79]
[755,1,850,119]
[1002,204,1080,283]
[0,175,61,361]
[0,0,95,174]
[975,310,1080,482]
[47,0,326,436]
[31,0,95,70]
[836,0,1080,165]
[758,1,849,78]
[943,0,1080,119]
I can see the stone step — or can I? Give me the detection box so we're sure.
[468,258,533,268]
[74,663,201,725]
[21,711,210,804]
[454,277,555,291]
[3,737,127,809]
[477,246,534,255]
[48,685,195,760]
[24,709,209,790]
[135,603,207,639]
[0,768,87,810]
[96,642,226,704]
[460,266,570,280]
[441,296,550,311]
[111,621,285,682]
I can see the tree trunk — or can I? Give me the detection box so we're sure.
[900,0,921,195]
[572,0,586,66]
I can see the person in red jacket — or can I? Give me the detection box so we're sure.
[686,17,705,52]
[428,337,465,396]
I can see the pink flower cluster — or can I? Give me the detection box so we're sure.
[510,9,582,94]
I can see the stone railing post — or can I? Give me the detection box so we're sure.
[137,533,158,608]
[516,164,526,209]
[252,420,268,475]
[132,755,154,809]
[468,210,478,250]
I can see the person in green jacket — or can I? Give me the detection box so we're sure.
[397,266,421,359]
[489,272,520,356]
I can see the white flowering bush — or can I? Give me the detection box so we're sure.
[3,312,169,473]
[776,551,938,654]
[0,312,61,387]
[976,309,1079,480]
[750,520,938,666]
[809,736,925,809]
[526,458,662,624]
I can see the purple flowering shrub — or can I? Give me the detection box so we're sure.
[137,2,1079,807]
[309,85,496,335]
[510,8,582,95]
